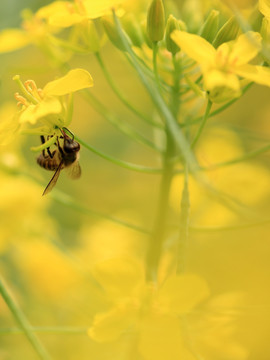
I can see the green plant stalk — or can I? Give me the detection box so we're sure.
[75,135,162,174]
[0,163,150,235]
[191,100,212,149]
[0,326,87,335]
[0,278,52,360]
[112,10,199,173]
[51,190,151,235]
[83,89,163,153]
[177,165,190,273]
[152,41,162,93]
[95,52,162,129]
[146,129,175,280]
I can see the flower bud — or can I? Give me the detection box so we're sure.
[147,0,165,42]
[102,16,131,52]
[165,15,185,55]
[199,10,219,43]
[260,16,270,42]
[212,16,240,48]
[79,20,100,53]
[122,13,144,48]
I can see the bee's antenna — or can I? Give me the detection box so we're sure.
[61,127,74,140]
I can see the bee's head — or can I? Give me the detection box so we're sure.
[63,137,80,153]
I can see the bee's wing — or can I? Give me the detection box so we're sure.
[65,161,81,180]
[42,161,63,196]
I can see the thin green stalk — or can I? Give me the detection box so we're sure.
[0,326,87,335]
[0,278,52,360]
[51,190,151,235]
[95,52,162,129]
[146,129,175,281]
[152,42,162,93]
[202,142,270,170]
[83,89,163,153]
[0,163,150,235]
[189,218,270,232]
[186,83,253,128]
[170,54,181,118]
[191,100,212,149]
[112,10,199,173]
[177,165,190,273]
[75,135,162,174]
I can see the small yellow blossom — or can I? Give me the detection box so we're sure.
[37,0,125,28]
[0,10,61,55]
[171,30,270,102]
[88,257,209,360]
[13,68,93,143]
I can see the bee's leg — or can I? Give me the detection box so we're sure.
[56,136,64,156]
[44,135,54,158]
[40,135,46,157]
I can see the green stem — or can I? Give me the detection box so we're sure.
[82,89,163,153]
[0,326,87,335]
[112,10,198,172]
[95,52,162,129]
[0,277,52,360]
[202,142,270,170]
[146,129,175,281]
[191,100,212,149]
[170,54,181,118]
[186,83,253,128]
[0,163,150,235]
[152,42,162,93]
[177,165,190,273]
[51,190,151,235]
[75,135,163,174]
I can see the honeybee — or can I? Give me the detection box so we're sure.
[37,128,81,196]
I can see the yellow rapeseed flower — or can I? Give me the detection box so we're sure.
[171,30,270,103]
[88,258,209,360]
[37,0,125,28]
[13,68,93,148]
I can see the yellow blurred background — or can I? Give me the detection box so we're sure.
[1,0,270,359]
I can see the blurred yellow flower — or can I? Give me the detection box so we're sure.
[171,30,270,103]
[0,103,20,146]
[0,9,62,54]
[37,0,125,28]
[190,292,248,360]
[76,221,145,267]
[0,174,55,253]
[13,239,81,302]
[88,258,209,360]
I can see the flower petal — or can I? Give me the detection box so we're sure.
[157,274,209,314]
[235,64,270,87]
[204,69,240,91]
[83,0,124,19]
[259,0,270,18]
[139,315,196,360]
[19,98,62,124]
[228,32,261,66]
[88,305,137,342]
[36,1,83,28]
[171,30,216,66]
[91,257,145,301]
[0,29,31,53]
[43,69,93,96]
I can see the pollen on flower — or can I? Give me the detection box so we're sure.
[24,80,43,100]
[14,92,28,107]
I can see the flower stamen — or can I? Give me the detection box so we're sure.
[14,93,29,107]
